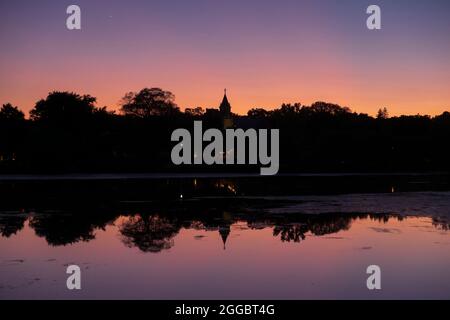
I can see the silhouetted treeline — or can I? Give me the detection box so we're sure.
[248,102,450,172]
[1,88,450,173]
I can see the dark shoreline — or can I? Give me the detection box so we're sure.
[0,171,449,181]
[0,173,449,209]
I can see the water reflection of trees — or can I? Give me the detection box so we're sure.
[119,214,180,252]
[432,217,450,231]
[28,212,115,246]
[0,206,442,251]
[270,214,402,243]
[118,209,235,252]
[0,213,27,237]
[273,224,308,242]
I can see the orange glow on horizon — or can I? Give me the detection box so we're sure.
[7,85,450,119]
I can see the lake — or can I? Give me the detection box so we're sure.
[1,174,449,299]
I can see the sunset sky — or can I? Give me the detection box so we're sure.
[1,0,449,116]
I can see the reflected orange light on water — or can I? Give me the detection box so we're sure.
[1,215,449,299]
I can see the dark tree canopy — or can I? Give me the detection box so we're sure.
[0,103,25,121]
[120,87,180,118]
[267,102,351,118]
[29,91,97,122]
[119,214,180,253]
[185,106,204,117]
[247,108,270,118]
[309,101,351,115]
[377,107,389,119]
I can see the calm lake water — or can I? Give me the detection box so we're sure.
[1,175,450,299]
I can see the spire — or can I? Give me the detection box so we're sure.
[219,89,231,115]
[219,225,230,250]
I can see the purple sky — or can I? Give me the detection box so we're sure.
[1,0,449,115]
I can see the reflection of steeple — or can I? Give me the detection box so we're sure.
[219,225,230,250]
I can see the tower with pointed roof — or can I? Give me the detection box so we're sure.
[219,89,234,129]
[219,225,230,250]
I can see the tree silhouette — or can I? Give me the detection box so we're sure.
[28,213,115,246]
[120,88,180,118]
[273,103,303,116]
[273,224,308,242]
[247,108,270,118]
[377,107,389,119]
[0,103,24,121]
[0,104,26,163]
[309,101,351,115]
[0,214,27,237]
[29,91,97,123]
[185,107,204,117]
[119,214,181,253]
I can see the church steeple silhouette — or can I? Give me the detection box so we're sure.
[219,89,233,129]
[219,88,231,116]
[219,225,230,250]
